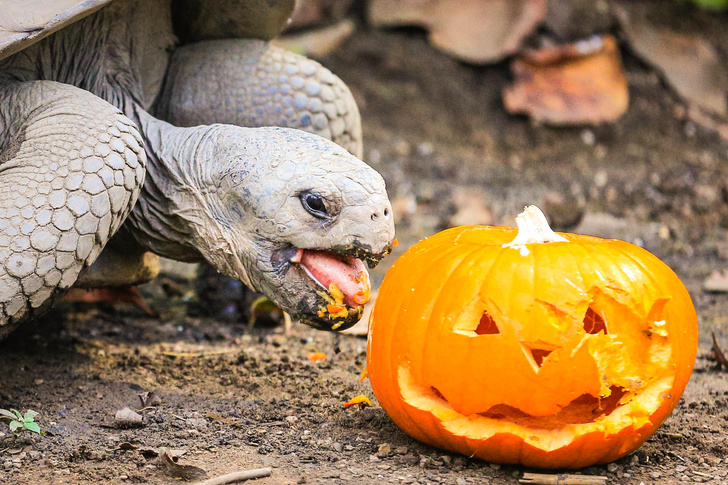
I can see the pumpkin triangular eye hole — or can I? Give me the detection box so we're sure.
[475,310,500,335]
[530,348,553,368]
[583,307,607,334]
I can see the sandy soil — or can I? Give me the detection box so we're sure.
[2,2,728,484]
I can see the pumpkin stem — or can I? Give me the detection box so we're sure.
[503,206,568,251]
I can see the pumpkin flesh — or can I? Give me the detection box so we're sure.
[367,223,697,469]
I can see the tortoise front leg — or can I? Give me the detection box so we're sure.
[156,39,363,157]
[0,81,146,338]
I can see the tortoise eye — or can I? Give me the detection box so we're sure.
[301,192,328,218]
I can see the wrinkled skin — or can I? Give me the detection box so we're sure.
[0,0,394,337]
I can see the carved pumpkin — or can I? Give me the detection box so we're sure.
[367,206,697,469]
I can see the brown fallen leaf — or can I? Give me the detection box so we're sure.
[450,187,494,227]
[63,287,157,317]
[711,332,728,370]
[703,269,728,293]
[368,0,547,64]
[273,19,355,58]
[287,0,355,30]
[503,35,629,125]
[139,447,187,460]
[159,447,207,481]
[138,391,162,408]
[114,407,143,429]
[615,5,727,118]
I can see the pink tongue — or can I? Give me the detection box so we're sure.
[300,250,370,307]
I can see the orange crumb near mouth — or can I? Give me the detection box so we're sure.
[353,271,371,305]
[344,395,372,408]
[326,304,348,319]
[359,368,368,381]
[307,352,326,363]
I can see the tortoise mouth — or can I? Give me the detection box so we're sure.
[288,248,370,330]
[271,241,392,331]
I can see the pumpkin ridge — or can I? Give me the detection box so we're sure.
[377,241,474,444]
[423,244,502,412]
[609,241,696,402]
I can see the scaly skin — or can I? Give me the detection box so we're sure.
[0,81,145,338]
[157,40,363,157]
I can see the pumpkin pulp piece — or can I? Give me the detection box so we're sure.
[299,250,371,307]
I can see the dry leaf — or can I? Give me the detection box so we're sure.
[274,19,355,58]
[138,391,162,408]
[63,287,157,317]
[159,447,207,481]
[287,0,355,30]
[503,35,628,125]
[616,5,727,118]
[368,0,546,64]
[114,408,143,429]
[703,269,728,293]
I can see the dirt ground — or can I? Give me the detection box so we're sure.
[3,3,728,484]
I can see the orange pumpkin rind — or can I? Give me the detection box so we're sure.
[367,206,698,469]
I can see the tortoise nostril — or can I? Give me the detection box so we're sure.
[372,208,390,221]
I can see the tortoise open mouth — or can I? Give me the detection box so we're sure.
[288,244,392,331]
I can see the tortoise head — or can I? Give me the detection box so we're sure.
[195,126,395,330]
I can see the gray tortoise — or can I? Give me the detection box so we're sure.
[0,0,395,339]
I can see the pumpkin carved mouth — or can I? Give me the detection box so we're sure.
[397,364,674,457]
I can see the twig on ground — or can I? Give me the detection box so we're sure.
[160,349,236,358]
[519,472,608,485]
[205,412,245,428]
[193,467,272,485]
[711,332,728,369]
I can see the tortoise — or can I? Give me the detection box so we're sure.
[0,0,395,339]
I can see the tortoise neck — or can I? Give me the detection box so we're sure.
[121,109,215,262]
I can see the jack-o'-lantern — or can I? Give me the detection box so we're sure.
[367,206,697,469]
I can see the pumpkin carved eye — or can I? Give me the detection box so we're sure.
[583,307,607,334]
[475,310,499,335]
[367,206,698,469]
